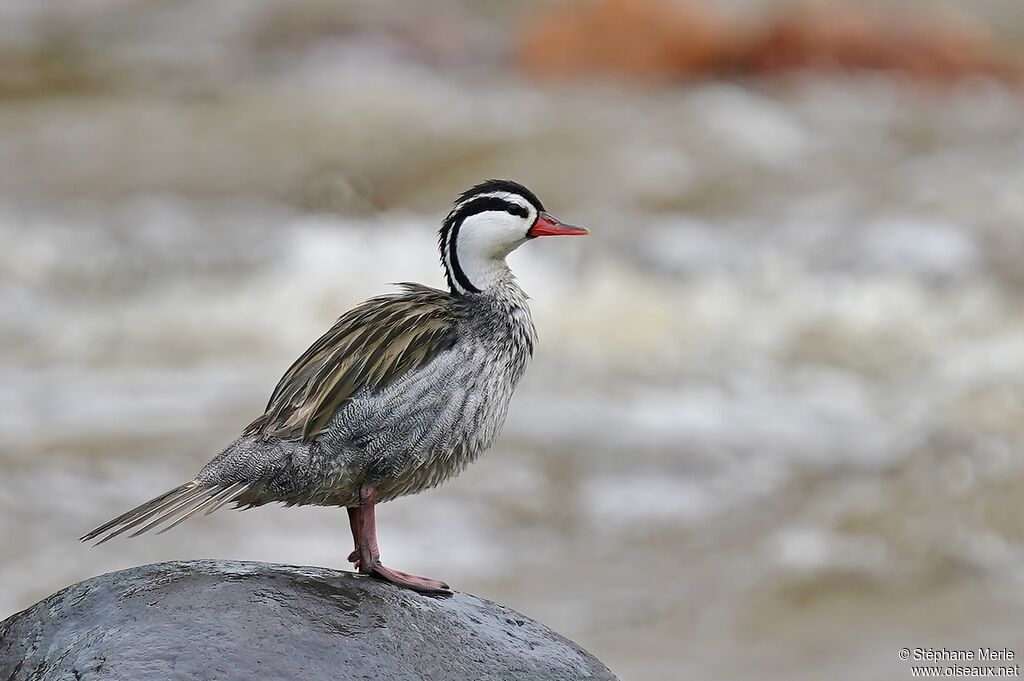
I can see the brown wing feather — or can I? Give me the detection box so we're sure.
[244,283,458,442]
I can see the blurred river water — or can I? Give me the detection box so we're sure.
[3,2,1024,680]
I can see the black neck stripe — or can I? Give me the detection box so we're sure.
[443,196,530,294]
[448,218,480,294]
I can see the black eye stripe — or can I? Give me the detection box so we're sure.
[453,197,530,222]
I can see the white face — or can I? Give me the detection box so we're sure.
[457,194,537,259]
[444,191,538,293]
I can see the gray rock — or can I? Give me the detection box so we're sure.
[0,560,617,681]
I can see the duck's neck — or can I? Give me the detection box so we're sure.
[454,256,513,295]
[478,273,536,358]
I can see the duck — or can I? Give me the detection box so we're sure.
[82,179,588,593]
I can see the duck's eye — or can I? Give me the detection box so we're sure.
[504,203,529,219]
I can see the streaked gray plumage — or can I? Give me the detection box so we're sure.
[82,179,586,592]
[203,279,535,507]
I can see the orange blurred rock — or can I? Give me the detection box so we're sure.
[745,4,1019,83]
[517,0,737,82]
[516,0,1020,84]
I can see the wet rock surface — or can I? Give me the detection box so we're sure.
[0,560,617,681]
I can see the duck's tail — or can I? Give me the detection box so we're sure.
[80,480,252,545]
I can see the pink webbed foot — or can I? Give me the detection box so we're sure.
[349,550,448,593]
[366,563,451,594]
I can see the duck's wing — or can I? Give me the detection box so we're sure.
[244,283,459,442]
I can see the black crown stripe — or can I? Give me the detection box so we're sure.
[456,179,545,214]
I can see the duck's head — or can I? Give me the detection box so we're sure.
[438,179,587,295]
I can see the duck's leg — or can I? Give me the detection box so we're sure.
[346,507,361,566]
[352,486,450,594]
